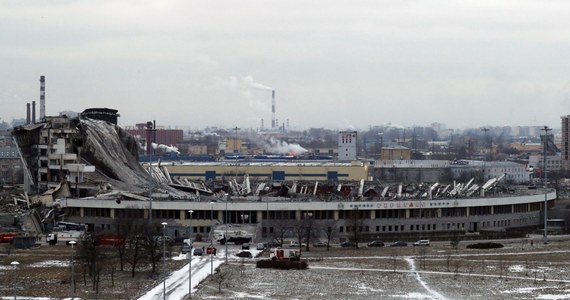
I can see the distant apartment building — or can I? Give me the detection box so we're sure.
[375,160,529,184]
[528,155,562,172]
[509,142,542,154]
[381,145,412,160]
[562,115,570,170]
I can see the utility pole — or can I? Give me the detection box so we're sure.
[481,128,489,161]
[541,126,551,244]
[234,126,240,178]
[146,121,155,224]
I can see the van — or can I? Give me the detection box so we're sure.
[413,239,430,246]
[181,244,192,254]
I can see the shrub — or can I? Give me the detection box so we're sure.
[466,242,504,249]
[256,259,308,270]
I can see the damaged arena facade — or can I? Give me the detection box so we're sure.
[11,108,556,242]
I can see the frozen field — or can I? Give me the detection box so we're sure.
[190,239,570,300]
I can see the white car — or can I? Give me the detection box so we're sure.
[413,239,430,246]
[289,241,307,248]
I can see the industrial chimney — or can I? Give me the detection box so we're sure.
[26,103,31,124]
[32,101,36,123]
[271,90,276,129]
[40,76,45,121]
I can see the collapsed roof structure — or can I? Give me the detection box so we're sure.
[12,108,193,205]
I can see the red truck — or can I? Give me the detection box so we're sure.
[94,234,126,247]
[0,233,17,243]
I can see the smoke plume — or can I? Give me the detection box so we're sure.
[262,137,307,155]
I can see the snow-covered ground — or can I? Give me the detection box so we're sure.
[138,244,262,300]
[3,236,570,299]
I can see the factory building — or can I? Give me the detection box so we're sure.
[164,161,370,182]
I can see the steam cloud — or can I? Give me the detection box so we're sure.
[242,75,273,91]
[262,137,307,155]
[222,75,274,121]
[152,143,180,154]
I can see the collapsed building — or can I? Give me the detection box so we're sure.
[8,108,558,243]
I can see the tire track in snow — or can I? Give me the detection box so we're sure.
[405,256,448,300]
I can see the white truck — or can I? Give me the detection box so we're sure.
[212,227,253,245]
[46,231,85,245]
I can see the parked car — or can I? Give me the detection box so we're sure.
[193,248,204,256]
[264,240,281,248]
[256,243,265,250]
[289,241,306,248]
[413,239,430,246]
[340,241,357,248]
[390,241,408,247]
[313,241,327,247]
[242,243,250,250]
[235,251,252,258]
[367,240,385,247]
[154,236,173,244]
[181,244,192,254]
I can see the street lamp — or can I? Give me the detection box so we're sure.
[161,222,168,300]
[542,126,551,244]
[188,210,193,299]
[234,126,240,178]
[69,240,77,297]
[210,201,214,275]
[10,261,20,299]
[224,194,229,264]
[147,121,155,224]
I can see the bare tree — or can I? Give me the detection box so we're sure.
[114,217,136,271]
[322,219,338,251]
[125,232,145,278]
[92,261,102,294]
[345,207,364,248]
[140,222,165,275]
[78,234,101,277]
[271,219,292,247]
[213,267,232,293]
[292,219,306,253]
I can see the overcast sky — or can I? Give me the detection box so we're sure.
[1,0,569,131]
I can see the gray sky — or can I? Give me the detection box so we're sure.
[1,0,569,131]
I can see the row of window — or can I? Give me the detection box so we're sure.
[78,205,543,220]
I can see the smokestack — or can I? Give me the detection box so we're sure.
[40,76,45,121]
[32,101,36,123]
[26,103,31,124]
[271,90,276,129]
